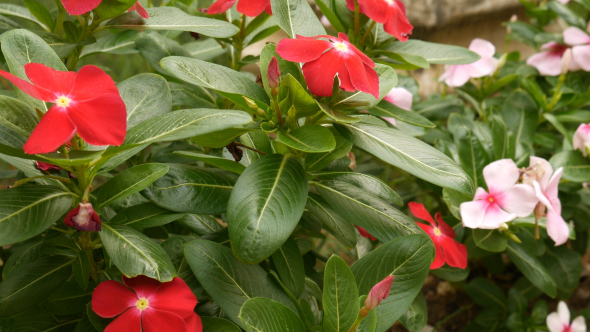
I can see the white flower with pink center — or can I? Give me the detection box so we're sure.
[526,42,578,76]
[460,159,538,229]
[439,39,499,87]
[546,301,586,332]
[573,123,590,156]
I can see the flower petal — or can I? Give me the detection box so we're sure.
[546,210,569,246]
[185,312,203,332]
[130,2,149,18]
[572,44,590,71]
[529,156,553,191]
[435,213,456,238]
[430,238,445,269]
[563,27,590,46]
[469,38,496,58]
[483,159,520,194]
[92,281,137,318]
[69,65,120,102]
[498,184,537,217]
[104,308,142,332]
[359,0,390,23]
[526,51,563,76]
[207,0,236,14]
[469,56,499,78]
[546,168,563,205]
[66,94,127,147]
[302,49,349,97]
[276,38,331,63]
[408,202,435,226]
[571,316,587,332]
[440,65,471,87]
[546,312,564,332]
[480,203,515,229]
[61,0,102,15]
[440,235,468,269]
[23,106,76,154]
[24,63,76,96]
[460,200,488,228]
[0,69,56,102]
[123,275,161,299]
[357,226,376,241]
[383,1,413,42]
[557,301,570,326]
[142,308,187,332]
[149,278,197,318]
[573,124,590,156]
[384,87,413,110]
[416,222,434,236]
[345,53,379,98]
[237,0,269,17]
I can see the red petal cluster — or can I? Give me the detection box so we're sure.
[277,33,379,98]
[346,0,413,42]
[92,276,202,332]
[61,0,102,15]
[64,203,102,232]
[356,226,376,241]
[208,0,272,17]
[0,64,127,154]
[408,202,468,269]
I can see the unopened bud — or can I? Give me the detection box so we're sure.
[64,203,102,232]
[242,96,258,110]
[507,15,517,34]
[561,48,572,75]
[257,109,266,116]
[496,53,508,71]
[364,275,394,311]
[268,56,281,90]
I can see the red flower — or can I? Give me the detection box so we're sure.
[92,276,202,332]
[0,64,126,154]
[408,202,468,269]
[356,226,376,241]
[64,203,102,232]
[35,161,62,171]
[346,0,413,42]
[277,33,379,98]
[365,275,394,310]
[61,0,102,15]
[267,56,281,90]
[129,1,149,18]
[208,0,272,17]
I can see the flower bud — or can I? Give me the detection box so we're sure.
[573,123,590,157]
[35,161,62,171]
[364,275,394,311]
[561,48,572,75]
[268,56,281,91]
[64,203,102,232]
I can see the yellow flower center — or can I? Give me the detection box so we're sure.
[136,298,149,311]
[385,0,394,4]
[488,197,494,203]
[433,228,442,236]
[333,42,348,53]
[55,96,71,107]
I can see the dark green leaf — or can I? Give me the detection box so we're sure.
[110,202,185,229]
[506,241,557,298]
[314,171,402,205]
[540,246,582,295]
[306,193,357,248]
[177,214,224,236]
[399,292,428,332]
[0,4,49,31]
[174,151,246,174]
[202,317,241,332]
[430,265,470,282]
[239,297,305,332]
[305,137,353,172]
[472,229,507,253]
[550,150,590,182]
[501,90,539,145]
[323,255,359,332]
[118,73,172,127]
[39,280,94,315]
[386,40,480,65]
[271,237,306,298]
[465,277,507,310]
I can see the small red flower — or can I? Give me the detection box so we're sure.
[208,0,272,17]
[129,1,149,18]
[277,33,379,98]
[92,276,202,332]
[365,275,394,310]
[61,0,102,15]
[356,226,376,241]
[408,202,468,269]
[35,161,62,171]
[64,203,102,232]
[267,56,281,90]
[0,64,126,154]
[346,0,413,42]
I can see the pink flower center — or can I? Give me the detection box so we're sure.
[333,42,349,53]
[549,44,568,57]
[562,325,571,332]
[136,298,149,311]
[433,228,442,236]
[488,197,494,203]
[55,96,71,107]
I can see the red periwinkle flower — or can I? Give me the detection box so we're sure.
[61,0,102,15]
[208,0,272,17]
[365,275,394,310]
[346,0,413,42]
[277,33,379,98]
[64,202,102,232]
[129,1,149,18]
[0,64,127,154]
[92,276,202,332]
[356,226,376,241]
[409,202,468,269]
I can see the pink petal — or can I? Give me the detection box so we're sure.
[149,278,197,318]
[92,281,137,318]
[123,275,161,299]
[546,210,569,246]
[497,184,537,217]
[439,235,468,269]
[382,117,397,126]
[435,213,456,238]
[130,2,149,18]
[529,156,553,191]
[384,87,413,110]
[237,0,270,17]
[546,312,564,332]
[23,106,76,154]
[474,187,489,200]
[469,56,499,78]
[571,316,587,332]
[460,199,489,228]
[61,0,102,15]
[439,65,471,87]
[571,44,590,71]
[545,168,563,206]
[574,124,590,156]
[207,0,236,14]
[24,63,76,96]
[563,27,590,46]
[469,38,496,58]
[527,51,563,76]
[69,65,119,102]
[557,301,571,326]
[479,202,516,229]
[142,308,188,332]
[104,308,142,332]
[276,38,331,63]
[408,202,436,226]
[483,159,520,194]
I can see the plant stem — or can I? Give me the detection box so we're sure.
[347,311,368,332]
[354,0,360,39]
[233,142,268,155]
[11,175,71,187]
[54,0,65,35]
[360,21,377,45]
[547,74,566,111]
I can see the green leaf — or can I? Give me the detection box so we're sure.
[430,265,470,282]
[72,249,90,291]
[316,101,361,123]
[442,188,471,220]
[507,288,528,314]
[314,181,421,242]
[184,239,294,328]
[386,40,480,65]
[260,44,306,95]
[177,214,224,236]
[124,109,252,145]
[0,15,21,33]
[323,255,359,332]
[315,0,345,32]
[136,32,192,74]
[185,38,226,61]
[93,0,138,19]
[351,235,433,332]
[335,65,398,110]
[0,4,49,31]
[490,114,516,160]
[271,237,306,298]
[142,164,237,214]
[118,73,172,127]
[202,317,241,332]
[228,154,308,263]
[334,122,474,196]
[1,237,43,279]
[161,237,203,298]
[465,277,507,310]
[368,100,435,128]
[277,124,336,153]
[547,1,586,28]
[240,130,274,163]
[314,171,402,205]
[110,202,185,229]
[500,90,539,145]
[80,30,140,58]
[506,241,557,298]
[0,256,73,318]
[0,187,73,246]
[169,82,218,109]
[239,297,305,332]
[550,150,590,182]
[174,151,246,174]
[0,95,37,149]
[280,74,320,117]
[472,229,507,252]
[454,126,490,189]
[23,0,53,33]
[100,223,177,281]
[160,56,270,106]
[540,246,582,296]
[305,137,353,172]
[270,0,326,38]
[306,193,357,248]
[105,7,239,38]
[39,280,94,315]
[96,163,169,209]
[191,126,254,148]
[86,303,109,331]
[399,292,428,332]
[376,51,429,70]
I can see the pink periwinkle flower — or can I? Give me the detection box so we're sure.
[573,123,590,156]
[439,39,499,87]
[563,23,590,71]
[556,0,570,4]
[546,301,586,332]
[526,42,577,76]
[364,275,394,310]
[460,159,537,229]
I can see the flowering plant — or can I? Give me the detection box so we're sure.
[0,0,587,331]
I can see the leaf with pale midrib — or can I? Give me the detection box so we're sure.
[271,237,306,298]
[270,0,326,38]
[239,298,305,332]
[323,255,359,332]
[118,73,172,127]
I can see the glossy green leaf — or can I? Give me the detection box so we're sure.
[506,241,557,298]
[39,280,94,315]
[305,137,353,172]
[334,122,474,196]
[136,32,192,74]
[399,292,428,332]
[430,265,470,282]
[0,4,49,31]
[323,255,359,332]
[142,164,237,214]
[540,246,582,296]
[0,95,37,149]
[368,100,435,128]
[270,0,326,38]
[80,30,140,58]
[100,223,176,281]
[239,297,305,332]
[306,193,357,248]
[228,154,308,263]
[550,150,590,182]
[177,214,224,236]
[271,237,306,298]
[465,277,507,310]
[161,237,203,298]
[240,130,274,164]
[110,202,185,229]
[280,74,319,117]
[174,151,246,174]
[386,40,480,65]
[118,73,172,127]
[314,171,402,205]
[472,229,507,252]
[277,124,336,153]
[202,317,241,332]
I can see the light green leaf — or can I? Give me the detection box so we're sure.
[239,298,305,332]
[136,31,192,74]
[277,124,336,153]
[80,30,140,58]
[323,255,359,332]
[0,4,49,31]
[368,100,435,128]
[185,39,226,61]
[270,0,326,38]
[550,150,590,182]
[314,171,402,205]
[386,40,480,65]
[118,73,172,127]
[335,65,397,110]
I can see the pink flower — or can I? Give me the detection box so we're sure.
[546,301,586,332]
[526,42,573,76]
[64,203,101,232]
[267,56,280,90]
[381,87,413,126]
[61,0,102,15]
[129,1,149,18]
[573,123,590,156]
[439,39,499,87]
[345,0,413,42]
[92,276,202,332]
[527,157,568,246]
[564,23,590,72]
[556,0,570,3]
[409,202,468,269]
[277,33,379,98]
[208,0,271,17]
[356,226,376,241]
[364,275,394,310]
[460,159,538,229]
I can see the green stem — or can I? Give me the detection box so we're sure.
[54,0,65,35]
[360,21,377,45]
[11,175,71,188]
[148,0,152,7]
[354,0,360,39]
[347,311,368,332]
[547,74,566,111]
